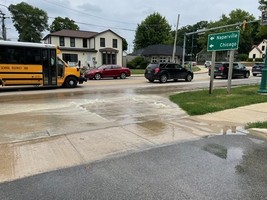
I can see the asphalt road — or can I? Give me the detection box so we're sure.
[0,72,265,199]
[0,134,266,200]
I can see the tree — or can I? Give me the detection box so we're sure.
[134,12,172,50]
[196,9,255,54]
[50,17,79,33]
[258,0,267,11]
[8,2,48,42]
[122,38,128,51]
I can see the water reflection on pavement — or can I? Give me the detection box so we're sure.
[0,86,246,144]
[0,86,250,183]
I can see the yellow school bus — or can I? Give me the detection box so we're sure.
[0,40,86,88]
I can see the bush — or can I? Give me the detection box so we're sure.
[255,58,264,62]
[237,54,248,61]
[127,56,150,69]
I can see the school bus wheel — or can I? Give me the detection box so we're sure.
[64,76,78,88]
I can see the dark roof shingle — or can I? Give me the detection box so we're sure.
[43,30,98,40]
[142,44,183,56]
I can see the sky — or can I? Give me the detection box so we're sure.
[0,0,262,52]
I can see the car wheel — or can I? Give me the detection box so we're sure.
[148,79,154,83]
[64,76,78,88]
[94,73,101,80]
[120,73,126,79]
[185,74,193,82]
[244,71,249,78]
[159,74,168,83]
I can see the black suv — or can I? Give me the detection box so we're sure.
[252,63,263,76]
[208,62,250,79]
[144,63,194,83]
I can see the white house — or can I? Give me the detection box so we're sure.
[43,29,123,67]
[249,39,267,60]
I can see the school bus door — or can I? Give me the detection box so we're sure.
[42,49,57,86]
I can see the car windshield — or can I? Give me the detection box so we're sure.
[147,63,159,70]
[97,65,108,70]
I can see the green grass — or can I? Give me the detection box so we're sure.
[169,85,267,116]
[245,121,267,129]
[170,85,267,129]
[131,69,145,74]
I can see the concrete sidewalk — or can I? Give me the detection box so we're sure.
[192,102,267,140]
[0,102,266,184]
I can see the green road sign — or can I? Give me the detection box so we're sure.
[207,31,240,51]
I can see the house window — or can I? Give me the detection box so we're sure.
[262,46,265,51]
[70,37,75,47]
[102,52,116,64]
[59,37,65,46]
[62,53,78,63]
[100,38,105,47]
[151,57,158,63]
[159,56,166,62]
[113,39,117,48]
[83,38,87,48]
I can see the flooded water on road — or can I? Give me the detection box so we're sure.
[0,86,246,144]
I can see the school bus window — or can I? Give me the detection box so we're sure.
[0,48,5,63]
[7,47,25,64]
[58,59,64,77]
[25,48,41,64]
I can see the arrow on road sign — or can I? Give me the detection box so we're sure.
[207,31,240,51]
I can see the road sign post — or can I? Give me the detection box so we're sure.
[207,31,240,94]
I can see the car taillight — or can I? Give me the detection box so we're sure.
[219,66,224,71]
[154,67,160,74]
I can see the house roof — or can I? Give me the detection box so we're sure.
[43,29,98,40]
[142,44,183,56]
[96,29,123,39]
[43,29,123,40]
[130,48,145,56]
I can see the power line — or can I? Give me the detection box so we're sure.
[42,0,137,26]
[46,16,136,32]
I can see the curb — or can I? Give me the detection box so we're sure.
[248,128,267,140]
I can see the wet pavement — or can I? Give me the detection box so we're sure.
[0,135,266,200]
[0,73,266,185]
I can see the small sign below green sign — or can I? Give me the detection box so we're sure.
[207,31,240,51]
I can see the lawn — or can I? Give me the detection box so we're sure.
[169,85,267,129]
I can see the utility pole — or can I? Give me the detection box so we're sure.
[0,10,7,40]
[172,14,180,63]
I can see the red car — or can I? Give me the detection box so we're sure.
[84,65,131,80]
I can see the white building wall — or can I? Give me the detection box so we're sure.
[44,30,123,67]
[249,48,260,59]
[95,31,123,66]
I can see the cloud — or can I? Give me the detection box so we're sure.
[0,0,261,49]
